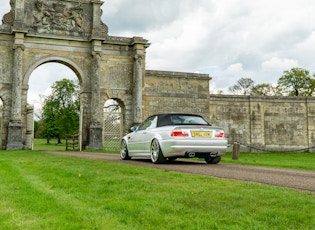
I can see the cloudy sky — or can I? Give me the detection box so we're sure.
[1,0,315,106]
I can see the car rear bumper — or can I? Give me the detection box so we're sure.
[159,138,228,158]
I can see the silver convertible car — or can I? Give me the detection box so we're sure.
[120,113,227,164]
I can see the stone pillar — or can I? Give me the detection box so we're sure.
[7,43,24,150]
[25,106,34,150]
[90,0,107,39]
[91,0,102,29]
[89,44,103,150]
[131,37,149,125]
[13,0,25,30]
[133,55,143,124]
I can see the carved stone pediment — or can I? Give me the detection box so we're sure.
[32,1,84,33]
[1,0,108,40]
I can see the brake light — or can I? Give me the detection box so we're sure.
[170,131,189,137]
[215,130,225,138]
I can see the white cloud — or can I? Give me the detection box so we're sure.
[225,63,245,76]
[2,0,315,95]
[261,57,299,73]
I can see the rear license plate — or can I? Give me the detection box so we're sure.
[191,131,212,137]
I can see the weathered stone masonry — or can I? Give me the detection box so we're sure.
[142,71,315,152]
[209,95,315,152]
[143,70,211,119]
[0,0,149,150]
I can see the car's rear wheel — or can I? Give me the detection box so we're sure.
[150,139,166,164]
[205,156,221,164]
[120,140,131,160]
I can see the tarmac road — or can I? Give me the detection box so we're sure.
[46,151,315,194]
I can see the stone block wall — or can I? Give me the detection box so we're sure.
[143,70,211,118]
[143,71,315,152]
[209,95,315,152]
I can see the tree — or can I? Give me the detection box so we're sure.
[277,67,315,96]
[229,78,255,95]
[251,83,283,96]
[42,79,80,143]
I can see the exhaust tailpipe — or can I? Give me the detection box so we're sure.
[186,151,196,158]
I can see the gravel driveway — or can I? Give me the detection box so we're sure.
[47,151,315,194]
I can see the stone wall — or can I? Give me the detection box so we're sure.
[209,95,315,152]
[142,74,315,152]
[143,70,211,119]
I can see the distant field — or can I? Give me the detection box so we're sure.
[33,139,68,151]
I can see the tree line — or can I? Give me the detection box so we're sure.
[34,78,80,142]
[228,67,315,96]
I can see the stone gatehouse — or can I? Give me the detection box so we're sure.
[0,0,211,150]
[0,0,149,150]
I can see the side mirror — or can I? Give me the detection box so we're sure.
[130,126,138,132]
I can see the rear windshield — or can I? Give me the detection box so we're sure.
[157,114,209,127]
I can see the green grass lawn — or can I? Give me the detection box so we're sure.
[33,139,68,151]
[0,150,314,229]
[221,152,315,170]
[33,139,120,153]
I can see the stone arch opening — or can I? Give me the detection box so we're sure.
[27,62,80,147]
[103,98,123,151]
[23,56,85,88]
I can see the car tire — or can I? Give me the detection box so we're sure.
[120,140,131,160]
[205,156,221,164]
[150,139,166,164]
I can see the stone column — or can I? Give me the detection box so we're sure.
[7,44,24,150]
[79,91,90,150]
[13,0,25,30]
[25,106,34,150]
[89,49,103,150]
[133,55,143,125]
[90,0,107,39]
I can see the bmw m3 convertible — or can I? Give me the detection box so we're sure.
[120,113,228,164]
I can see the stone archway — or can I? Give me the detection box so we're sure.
[103,99,122,151]
[26,61,82,148]
[0,0,149,150]
[23,56,85,88]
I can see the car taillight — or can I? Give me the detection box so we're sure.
[170,130,189,137]
[215,130,225,138]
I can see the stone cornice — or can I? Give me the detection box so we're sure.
[145,70,211,81]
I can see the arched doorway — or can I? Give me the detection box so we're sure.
[27,62,81,150]
[103,99,123,152]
